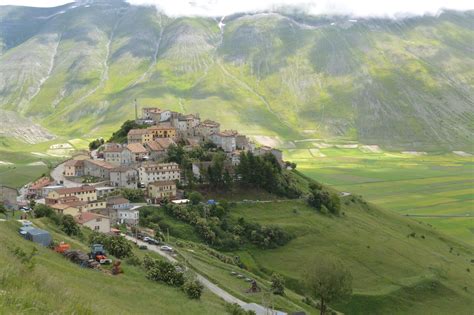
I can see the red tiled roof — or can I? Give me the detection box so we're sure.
[64,159,84,167]
[75,212,107,224]
[55,185,96,195]
[146,141,164,152]
[85,159,116,170]
[149,180,176,187]
[127,143,147,154]
[30,177,53,190]
[128,129,151,136]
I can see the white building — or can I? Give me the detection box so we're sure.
[210,130,238,152]
[117,208,139,226]
[138,162,181,186]
[103,143,133,166]
[110,167,139,189]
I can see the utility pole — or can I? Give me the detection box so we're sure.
[134,99,138,120]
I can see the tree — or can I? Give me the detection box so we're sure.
[271,273,285,295]
[0,204,7,218]
[188,191,203,205]
[61,214,81,236]
[304,257,352,315]
[120,188,145,202]
[182,276,204,299]
[34,204,55,218]
[89,138,104,150]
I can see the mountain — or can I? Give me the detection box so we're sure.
[0,0,473,150]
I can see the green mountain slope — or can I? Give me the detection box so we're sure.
[0,0,472,150]
[0,219,227,314]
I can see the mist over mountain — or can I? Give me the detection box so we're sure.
[0,0,473,150]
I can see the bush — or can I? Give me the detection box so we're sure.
[34,204,55,218]
[188,191,203,205]
[124,255,141,266]
[225,303,256,315]
[89,232,132,259]
[60,214,81,236]
[182,277,204,299]
[271,273,285,295]
[143,255,184,286]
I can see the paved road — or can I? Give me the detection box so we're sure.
[125,236,286,315]
[50,162,82,188]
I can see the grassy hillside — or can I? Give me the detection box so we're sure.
[0,1,472,151]
[229,199,473,314]
[0,220,228,314]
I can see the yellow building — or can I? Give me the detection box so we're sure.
[147,124,176,139]
[127,129,153,144]
[148,181,177,202]
[47,185,97,203]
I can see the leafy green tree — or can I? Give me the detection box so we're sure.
[120,188,145,202]
[304,257,352,315]
[61,214,81,236]
[182,277,204,299]
[89,232,132,259]
[34,204,55,218]
[188,191,203,205]
[0,204,7,218]
[166,144,186,165]
[271,273,285,295]
[108,120,145,143]
[89,138,104,150]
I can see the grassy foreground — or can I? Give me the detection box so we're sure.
[0,220,227,315]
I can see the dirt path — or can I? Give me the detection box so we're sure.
[125,236,286,315]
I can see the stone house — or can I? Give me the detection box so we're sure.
[210,130,238,152]
[28,177,53,197]
[0,185,18,210]
[127,143,148,162]
[106,196,131,210]
[83,159,115,179]
[254,146,284,167]
[110,167,138,189]
[117,208,139,226]
[75,212,110,233]
[64,160,85,177]
[127,129,153,144]
[196,119,220,141]
[103,144,133,166]
[147,181,177,203]
[145,140,166,161]
[138,162,181,186]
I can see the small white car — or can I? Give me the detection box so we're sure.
[160,245,173,252]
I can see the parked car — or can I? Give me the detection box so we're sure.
[160,245,173,252]
[146,238,160,245]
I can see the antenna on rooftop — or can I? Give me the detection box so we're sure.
[134,99,138,120]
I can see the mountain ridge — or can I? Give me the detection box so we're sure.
[0,0,473,150]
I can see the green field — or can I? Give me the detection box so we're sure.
[0,219,228,314]
[229,199,474,315]
[283,144,474,244]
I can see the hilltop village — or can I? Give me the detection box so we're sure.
[3,107,285,232]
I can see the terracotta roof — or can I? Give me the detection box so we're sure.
[85,159,116,170]
[106,197,130,205]
[75,212,108,224]
[55,185,96,195]
[216,130,238,137]
[111,166,136,173]
[148,124,175,130]
[127,143,147,154]
[56,196,80,203]
[149,180,176,187]
[155,138,175,149]
[146,141,164,152]
[140,162,179,171]
[201,119,220,127]
[103,143,124,153]
[30,177,53,190]
[64,159,84,167]
[128,129,151,136]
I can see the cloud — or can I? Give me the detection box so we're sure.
[126,0,474,17]
[1,0,472,18]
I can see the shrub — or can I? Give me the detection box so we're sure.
[143,255,184,286]
[89,232,132,259]
[271,273,285,295]
[60,214,81,236]
[124,255,141,266]
[34,204,55,218]
[225,303,256,315]
[182,278,204,299]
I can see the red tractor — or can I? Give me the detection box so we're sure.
[89,244,112,264]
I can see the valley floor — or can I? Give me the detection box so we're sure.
[282,143,474,245]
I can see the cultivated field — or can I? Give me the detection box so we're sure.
[282,143,474,244]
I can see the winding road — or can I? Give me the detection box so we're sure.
[125,236,286,315]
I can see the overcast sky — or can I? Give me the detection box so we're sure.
[0,0,472,18]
